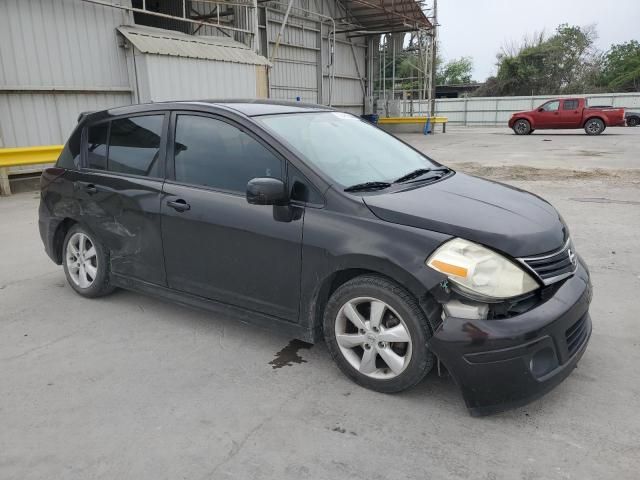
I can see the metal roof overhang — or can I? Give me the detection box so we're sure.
[338,0,431,34]
[117,25,271,66]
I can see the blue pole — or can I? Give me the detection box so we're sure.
[423,118,431,135]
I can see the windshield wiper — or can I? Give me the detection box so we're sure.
[393,167,449,184]
[344,181,392,192]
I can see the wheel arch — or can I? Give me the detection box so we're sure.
[52,218,78,264]
[306,262,441,342]
[583,115,605,127]
[513,116,535,129]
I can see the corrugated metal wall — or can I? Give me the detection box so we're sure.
[262,0,366,114]
[0,0,368,155]
[139,55,259,101]
[396,93,640,126]
[0,0,134,148]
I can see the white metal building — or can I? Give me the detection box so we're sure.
[0,0,431,150]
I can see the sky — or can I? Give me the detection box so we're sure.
[437,0,640,81]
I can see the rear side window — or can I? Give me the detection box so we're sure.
[108,116,163,177]
[173,115,282,193]
[87,122,109,170]
[563,99,579,110]
[85,115,164,177]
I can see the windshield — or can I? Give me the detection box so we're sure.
[255,112,440,187]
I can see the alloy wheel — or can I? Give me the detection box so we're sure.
[66,232,98,288]
[587,120,602,134]
[334,297,412,380]
[515,120,529,134]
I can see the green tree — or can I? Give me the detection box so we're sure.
[436,57,474,85]
[599,40,640,91]
[474,24,600,96]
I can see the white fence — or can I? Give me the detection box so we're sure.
[395,92,640,126]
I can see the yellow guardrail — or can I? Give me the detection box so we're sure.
[377,116,448,125]
[0,145,64,169]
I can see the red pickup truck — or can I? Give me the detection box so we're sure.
[508,98,626,135]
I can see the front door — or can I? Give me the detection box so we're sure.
[532,100,561,128]
[160,113,303,322]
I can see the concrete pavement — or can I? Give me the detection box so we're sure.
[1,128,639,480]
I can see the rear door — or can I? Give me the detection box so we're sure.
[532,100,561,128]
[160,112,303,322]
[75,113,169,286]
[558,99,581,128]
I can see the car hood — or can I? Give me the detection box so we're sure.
[363,173,568,258]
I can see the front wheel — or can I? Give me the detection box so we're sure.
[323,275,434,393]
[513,119,531,135]
[585,118,605,135]
[62,224,115,298]
[627,117,639,127]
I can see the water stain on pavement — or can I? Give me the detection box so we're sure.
[269,339,313,369]
[570,197,640,205]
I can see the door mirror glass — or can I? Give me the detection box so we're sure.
[246,178,288,205]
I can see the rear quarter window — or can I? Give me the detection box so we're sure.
[56,127,82,169]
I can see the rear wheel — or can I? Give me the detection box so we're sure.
[62,225,114,298]
[323,275,433,393]
[585,118,605,135]
[513,119,531,135]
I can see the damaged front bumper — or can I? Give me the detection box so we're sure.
[429,259,592,416]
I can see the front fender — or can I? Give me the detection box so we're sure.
[509,114,535,129]
[298,207,451,340]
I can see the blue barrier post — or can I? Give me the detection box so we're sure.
[423,118,431,135]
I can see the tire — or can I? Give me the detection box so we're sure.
[585,118,605,135]
[323,275,434,393]
[512,119,531,135]
[628,116,639,127]
[62,224,115,298]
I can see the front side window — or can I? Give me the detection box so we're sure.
[541,101,560,112]
[255,112,439,187]
[173,115,282,193]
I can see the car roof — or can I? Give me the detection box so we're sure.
[94,99,335,120]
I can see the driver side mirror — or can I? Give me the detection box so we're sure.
[537,107,544,112]
[246,177,288,205]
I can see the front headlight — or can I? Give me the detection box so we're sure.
[426,238,539,300]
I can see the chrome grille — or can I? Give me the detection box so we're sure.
[519,239,577,285]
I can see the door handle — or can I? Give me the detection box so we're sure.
[85,184,98,195]
[167,199,191,212]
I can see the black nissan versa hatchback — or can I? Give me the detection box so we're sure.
[39,100,592,415]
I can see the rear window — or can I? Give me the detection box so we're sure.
[85,115,164,177]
